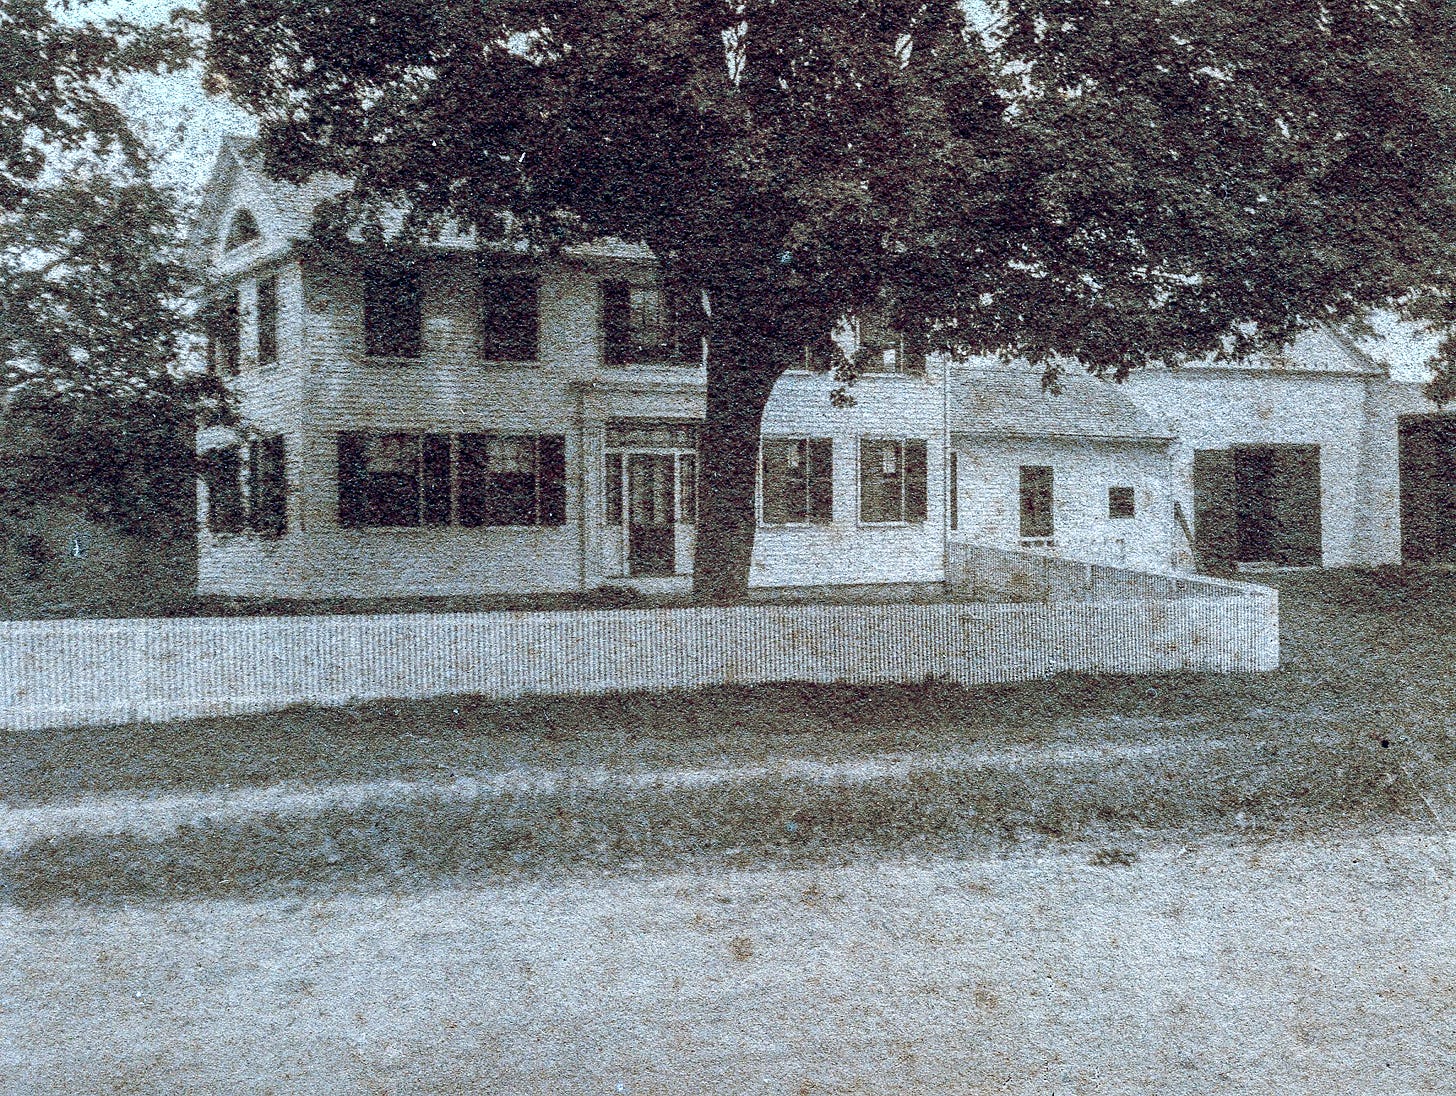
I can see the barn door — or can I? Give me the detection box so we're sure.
[1269,445,1322,566]
[1191,449,1237,572]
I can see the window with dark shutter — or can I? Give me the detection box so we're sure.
[256,276,279,365]
[859,438,926,523]
[338,433,422,527]
[248,436,288,537]
[458,434,567,527]
[601,279,672,365]
[1020,466,1054,538]
[762,437,833,525]
[202,447,244,533]
[481,273,538,361]
[364,263,423,359]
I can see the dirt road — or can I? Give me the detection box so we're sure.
[3,828,1453,1095]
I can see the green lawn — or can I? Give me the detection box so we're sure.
[3,568,1454,905]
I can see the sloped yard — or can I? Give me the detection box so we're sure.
[1,569,1454,1092]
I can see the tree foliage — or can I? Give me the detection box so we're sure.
[1,2,219,582]
[203,0,1456,599]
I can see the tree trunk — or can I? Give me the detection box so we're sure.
[692,352,780,604]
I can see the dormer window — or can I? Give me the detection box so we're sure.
[851,310,927,375]
[224,209,261,251]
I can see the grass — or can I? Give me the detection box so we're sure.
[2,567,1454,906]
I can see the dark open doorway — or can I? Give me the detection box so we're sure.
[1400,415,1456,563]
[1192,445,1322,570]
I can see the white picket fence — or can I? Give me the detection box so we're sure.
[0,575,1278,731]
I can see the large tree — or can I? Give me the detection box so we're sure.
[1,2,223,606]
[204,0,1456,602]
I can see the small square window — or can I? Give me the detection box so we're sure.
[1109,486,1136,519]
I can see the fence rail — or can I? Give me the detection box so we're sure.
[1,570,1278,732]
[947,542,1257,603]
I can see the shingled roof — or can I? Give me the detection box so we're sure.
[948,365,1172,442]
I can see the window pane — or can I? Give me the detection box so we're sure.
[365,434,422,526]
[257,276,279,364]
[364,264,422,358]
[629,286,668,361]
[1020,466,1054,538]
[481,273,538,361]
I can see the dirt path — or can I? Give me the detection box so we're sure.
[2,830,1453,1095]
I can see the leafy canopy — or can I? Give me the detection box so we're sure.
[1,2,218,534]
[203,0,1456,377]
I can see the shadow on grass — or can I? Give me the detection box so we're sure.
[1,670,1284,809]
[0,732,1425,908]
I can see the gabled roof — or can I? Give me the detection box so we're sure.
[184,138,654,274]
[949,364,1172,442]
[184,136,352,271]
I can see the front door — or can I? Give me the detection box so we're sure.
[627,453,677,576]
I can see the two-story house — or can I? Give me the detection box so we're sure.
[185,138,951,599]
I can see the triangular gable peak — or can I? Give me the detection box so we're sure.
[185,136,341,277]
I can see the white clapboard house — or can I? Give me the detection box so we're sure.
[186,139,1445,599]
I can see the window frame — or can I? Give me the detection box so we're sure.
[1019,465,1055,539]
[858,437,929,526]
[337,431,566,530]
[759,436,834,527]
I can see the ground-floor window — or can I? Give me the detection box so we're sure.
[859,438,928,524]
[948,450,959,531]
[761,437,833,525]
[338,432,566,529]
[201,438,289,536]
[1020,465,1054,538]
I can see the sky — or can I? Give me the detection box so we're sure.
[91,0,1439,381]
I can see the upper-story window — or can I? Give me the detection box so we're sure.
[851,310,927,375]
[256,275,279,365]
[224,209,261,251]
[364,263,423,359]
[602,279,675,366]
[480,272,539,361]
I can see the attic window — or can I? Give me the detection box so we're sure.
[225,210,261,251]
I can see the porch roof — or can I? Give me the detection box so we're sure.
[948,365,1172,442]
